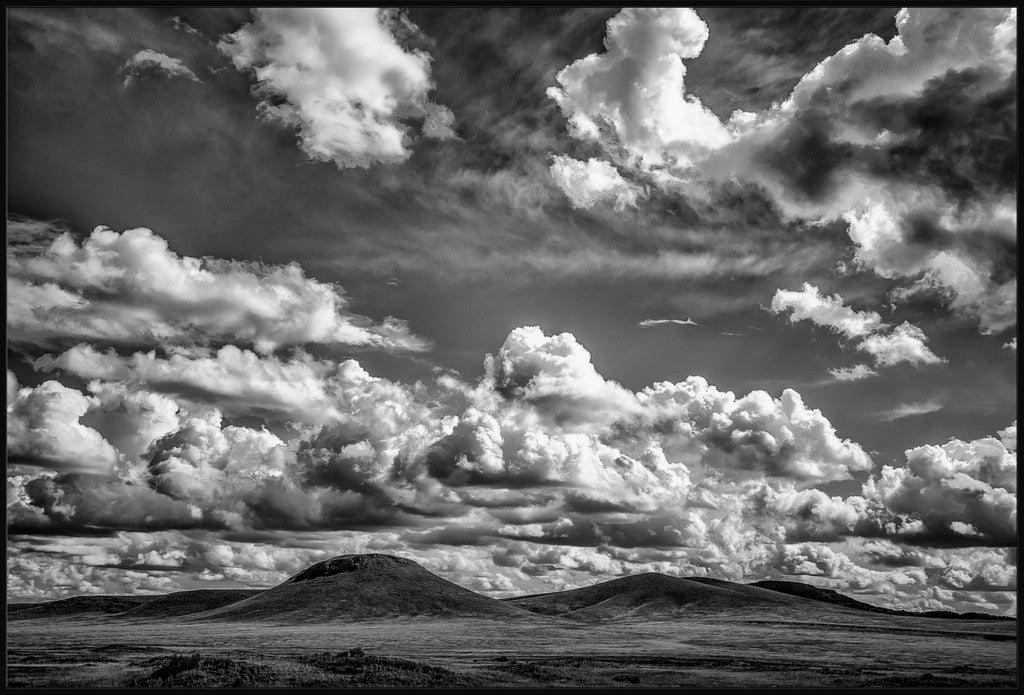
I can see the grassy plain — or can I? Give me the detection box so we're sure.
[7,609,1017,687]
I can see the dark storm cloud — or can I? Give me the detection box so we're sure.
[852,67,1016,206]
[750,66,1017,215]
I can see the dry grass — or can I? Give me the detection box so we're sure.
[7,611,1016,687]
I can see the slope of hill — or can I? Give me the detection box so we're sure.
[752,580,1016,621]
[505,573,804,621]
[751,580,884,612]
[115,589,262,620]
[191,554,537,622]
[8,595,153,621]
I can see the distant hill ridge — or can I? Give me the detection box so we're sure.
[8,554,1015,623]
[504,572,803,621]
[751,580,1014,621]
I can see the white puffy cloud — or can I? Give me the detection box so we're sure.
[220,8,455,169]
[863,429,1017,545]
[7,380,119,474]
[844,203,1016,335]
[9,324,1015,614]
[857,322,944,368]
[548,156,643,210]
[78,382,182,464]
[33,343,423,427]
[7,222,428,354]
[770,284,886,339]
[547,8,730,169]
[775,543,928,597]
[145,411,289,509]
[486,325,640,426]
[770,284,943,370]
[120,49,200,87]
[998,421,1016,451]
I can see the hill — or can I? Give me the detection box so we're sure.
[752,580,1016,621]
[191,554,538,622]
[115,589,262,620]
[8,595,153,621]
[505,572,805,621]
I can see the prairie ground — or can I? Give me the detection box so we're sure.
[7,610,1016,687]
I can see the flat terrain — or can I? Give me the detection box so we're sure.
[7,610,1016,687]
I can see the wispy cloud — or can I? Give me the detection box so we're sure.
[828,364,878,382]
[877,399,943,422]
[638,317,699,328]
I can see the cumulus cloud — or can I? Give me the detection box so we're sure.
[120,49,200,87]
[548,156,643,210]
[9,324,1015,614]
[547,8,729,169]
[863,428,1017,546]
[20,327,873,537]
[770,283,943,371]
[844,203,1016,334]
[7,221,429,354]
[7,377,120,475]
[997,421,1016,451]
[220,8,456,169]
[770,284,885,339]
[552,8,1017,334]
[486,325,640,426]
[857,322,944,368]
[33,343,428,428]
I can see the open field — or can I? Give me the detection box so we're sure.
[7,610,1017,687]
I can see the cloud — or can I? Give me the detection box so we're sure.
[220,8,456,169]
[998,421,1016,451]
[33,343,422,427]
[638,317,699,327]
[863,428,1017,546]
[1004,338,1017,350]
[551,8,1017,334]
[548,156,643,210]
[770,283,885,339]
[856,322,944,368]
[7,377,119,475]
[770,283,943,369]
[7,220,429,354]
[120,49,200,87]
[547,8,729,169]
[844,203,1016,335]
[9,323,1014,614]
[827,364,877,382]
[487,325,640,425]
[876,399,943,422]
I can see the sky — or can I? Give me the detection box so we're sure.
[6,6,1018,615]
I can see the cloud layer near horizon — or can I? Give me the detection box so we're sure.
[6,227,1016,615]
